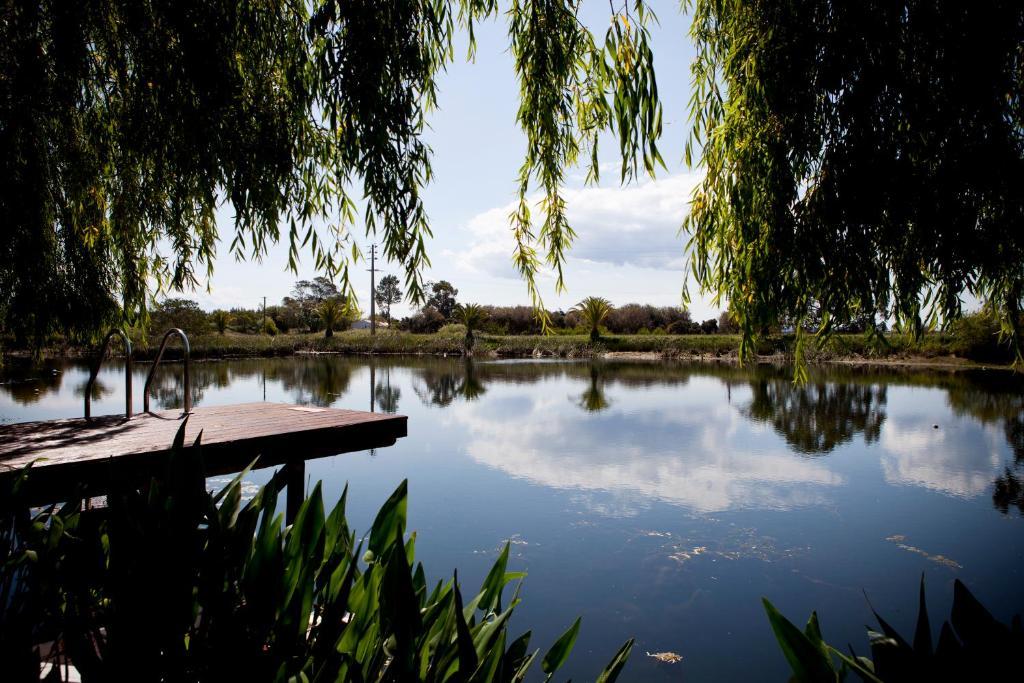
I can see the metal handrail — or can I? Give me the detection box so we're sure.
[143,328,192,415]
[85,329,133,420]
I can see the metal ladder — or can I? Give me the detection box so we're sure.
[83,328,192,419]
[84,329,133,420]
[143,328,192,415]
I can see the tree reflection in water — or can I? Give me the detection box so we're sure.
[943,374,1024,515]
[4,356,1024,517]
[576,365,611,412]
[373,365,402,414]
[993,468,1024,515]
[0,363,66,405]
[148,365,208,411]
[744,375,886,454]
[412,360,486,407]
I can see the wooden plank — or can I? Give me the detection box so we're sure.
[0,403,407,503]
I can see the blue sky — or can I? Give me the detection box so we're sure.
[190,4,722,321]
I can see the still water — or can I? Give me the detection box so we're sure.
[2,356,1023,681]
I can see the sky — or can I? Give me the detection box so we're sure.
[185,4,722,321]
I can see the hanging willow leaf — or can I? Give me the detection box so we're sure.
[2,0,663,349]
[684,0,1024,376]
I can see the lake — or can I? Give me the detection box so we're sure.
[2,355,1022,681]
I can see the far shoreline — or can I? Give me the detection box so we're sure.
[4,330,1017,374]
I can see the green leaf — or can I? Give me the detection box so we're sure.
[380,528,421,675]
[368,479,407,556]
[596,638,634,683]
[502,630,533,678]
[541,617,580,675]
[478,542,511,614]
[831,648,883,683]
[762,598,837,682]
[913,574,933,655]
[453,576,480,677]
[950,579,1006,648]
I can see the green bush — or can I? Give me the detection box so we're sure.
[149,298,210,337]
[764,577,1022,682]
[1,428,634,682]
[437,323,467,337]
[262,317,279,336]
[947,311,1012,362]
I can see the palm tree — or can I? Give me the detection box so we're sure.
[454,303,487,351]
[211,310,232,335]
[574,297,612,341]
[319,296,350,338]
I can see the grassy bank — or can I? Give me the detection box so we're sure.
[100,328,1009,367]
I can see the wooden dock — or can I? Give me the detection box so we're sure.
[0,402,407,508]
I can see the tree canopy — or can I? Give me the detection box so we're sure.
[684,0,1024,367]
[374,275,403,324]
[4,0,1022,362]
[1,0,662,346]
[424,280,459,320]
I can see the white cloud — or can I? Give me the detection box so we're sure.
[879,418,1003,498]
[443,378,842,514]
[447,173,699,280]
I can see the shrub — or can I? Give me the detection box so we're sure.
[149,298,209,336]
[229,308,261,334]
[947,310,1013,362]
[210,310,232,335]
[480,306,543,335]
[401,307,446,333]
[267,304,301,333]
[437,323,467,337]
[1,434,635,682]
[667,319,701,335]
[262,317,279,336]
[604,304,691,334]
[700,318,719,334]
[764,577,1022,682]
[718,309,739,334]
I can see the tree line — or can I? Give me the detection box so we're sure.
[145,276,741,339]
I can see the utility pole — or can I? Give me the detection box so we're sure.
[262,296,267,335]
[368,244,377,336]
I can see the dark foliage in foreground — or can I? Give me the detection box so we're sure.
[764,577,1023,682]
[687,0,1024,359]
[1,427,633,682]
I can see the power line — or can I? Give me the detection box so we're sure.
[368,244,377,336]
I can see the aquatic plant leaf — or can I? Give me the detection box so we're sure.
[453,576,480,677]
[541,617,581,675]
[478,542,511,615]
[951,578,1007,648]
[865,592,912,650]
[322,483,350,561]
[935,621,962,659]
[368,480,408,556]
[501,630,533,679]
[913,574,933,656]
[473,628,506,682]
[596,638,634,683]
[171,416,189,451]
[762,599,837,682]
